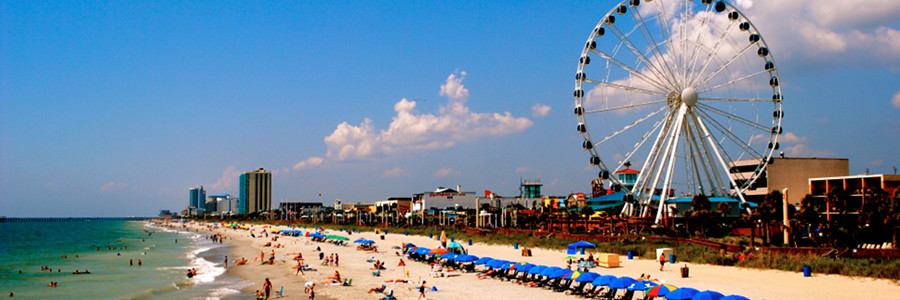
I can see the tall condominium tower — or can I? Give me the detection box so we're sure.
[189,186,206,209]
[239,168,272,214]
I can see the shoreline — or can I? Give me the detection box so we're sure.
[178,221,900,300]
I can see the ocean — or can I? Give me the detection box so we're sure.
[0,220,252,299]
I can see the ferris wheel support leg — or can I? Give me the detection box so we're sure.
[641,107,681,219]
[694,116,752,215]
[655,105,688,224]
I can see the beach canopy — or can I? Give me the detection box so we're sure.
[665,288,700,300]
[566,240,597,255]
[646,284,678,298]
[575,272,600,283]
[474,257,493,265]
[592,275,617,287]
[627,280,659,291]
[692,290,725,300]
[609,276,637,289]
[720,295,750,300]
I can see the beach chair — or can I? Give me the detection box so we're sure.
[276,286,284,298]
[615,289,634,300]
[568,281,588,295]
[599,288,618,300]
[554,279,573,292]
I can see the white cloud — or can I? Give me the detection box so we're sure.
[779,132,808,144]
[210,166,242,191]
[439,71,469,101]
[100,181,127,192]
[892,90,900,109]
[515,166,531,173]
[323,72,533,161]
[870,159,884,166]
[433,168,462,177]
[293,157,324,170]
[783,144,835,157]
[384,167,406,177]
[531,104,551,117]
[740,1,900,69]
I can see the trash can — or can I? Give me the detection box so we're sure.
[429,234,433,238]
[514,243,519,249]
[680,265,689,278]
[580,248,585,255]
[627,251,633,260]
[669,254,676,264]
[468,239,472,246]
[451,237,454,242]
[405,232,408,236]
[803,265,811,277]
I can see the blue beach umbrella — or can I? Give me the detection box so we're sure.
[720,295,750,300]
[665,288,700,300]
[609,277,637,289]
[527,265,547,275]
[515,263,535,272]
[441,253,458,261]
[575,272,600,283]
[455,254,478,263]
[403,243,416,248]
[592,275,617,286]
[540,266,563,277]
[474,257,493,265]
[548,269,572,279]
[692,290,725,300]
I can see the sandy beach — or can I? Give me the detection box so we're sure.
[178,221,899,300]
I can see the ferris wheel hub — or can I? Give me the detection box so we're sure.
[681,87,698,107]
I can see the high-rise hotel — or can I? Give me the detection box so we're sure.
[239,168,272,214]
[189,185,206,210]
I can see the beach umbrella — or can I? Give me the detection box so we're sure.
[646,284,678,298]
[609,277,637,289]
[665,288,700,300]
[474,257,493,265]
[353,239,366,243]
[575,272,600,283]
[527,265,546,275]
[720,295,750,300]
[566,240,597,254]
[592,275,617,287]
[441,253,458,261]
[440,230,447,243]
[502,262,516,269]
[515,263,536,272]
[361,240,375,244]
[540,266,563,277]
[455,255,478,263]
[548,269,573,279]
[327,235,349,241]
[627,280,658,291]
[428,248,449,255]
[404,243,416,248]
[564,270,582,280]
[692,290,725,300]
[563,255,579,260]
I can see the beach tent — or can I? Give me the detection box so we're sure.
[447,242,467,255]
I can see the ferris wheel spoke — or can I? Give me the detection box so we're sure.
[583,79,667,97]
[584,99,668,114]
[632,9,682,91]
[694,109,764,158]
[651,0,682,83]
[699,97,774,103]
[695,102,769,132]
[687,112,728,196]
[592,104,669,145]
[607,24,678,90]
[616,116,668,174]
[633,108,676,198]
[695,116,747,198]
[699,69,771,93]
[693,42,756,88]
[685,2,718,86]
[590,49,670,91]
[688,20,740,87]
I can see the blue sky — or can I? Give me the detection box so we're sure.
[2,1,899,217]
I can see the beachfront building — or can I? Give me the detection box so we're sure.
[239,168,272,214]
[207,194,238,216]
[189,186,205,209]
[278,201,324,220]
[808,174,900,221]
[412,186,478,211]
[729,157,848,205]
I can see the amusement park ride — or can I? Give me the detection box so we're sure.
[575,0,783,224]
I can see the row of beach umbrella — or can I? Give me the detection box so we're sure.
[470,256,749,300]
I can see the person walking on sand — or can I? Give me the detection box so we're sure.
[306,282,315,300]
[263,278,272,300]
[418,281,427,300]
[658,254,666,271]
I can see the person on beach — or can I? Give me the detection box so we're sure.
[658,254,666,271]
[138,259,142,266]
[418,281,427,300]
[305,282,315,300]
[263,278,272,300]
[224,256,228,269]
[255,290,264,300]
[367,283,386,294]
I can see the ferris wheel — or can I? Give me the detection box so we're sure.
[574,0,783,223]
